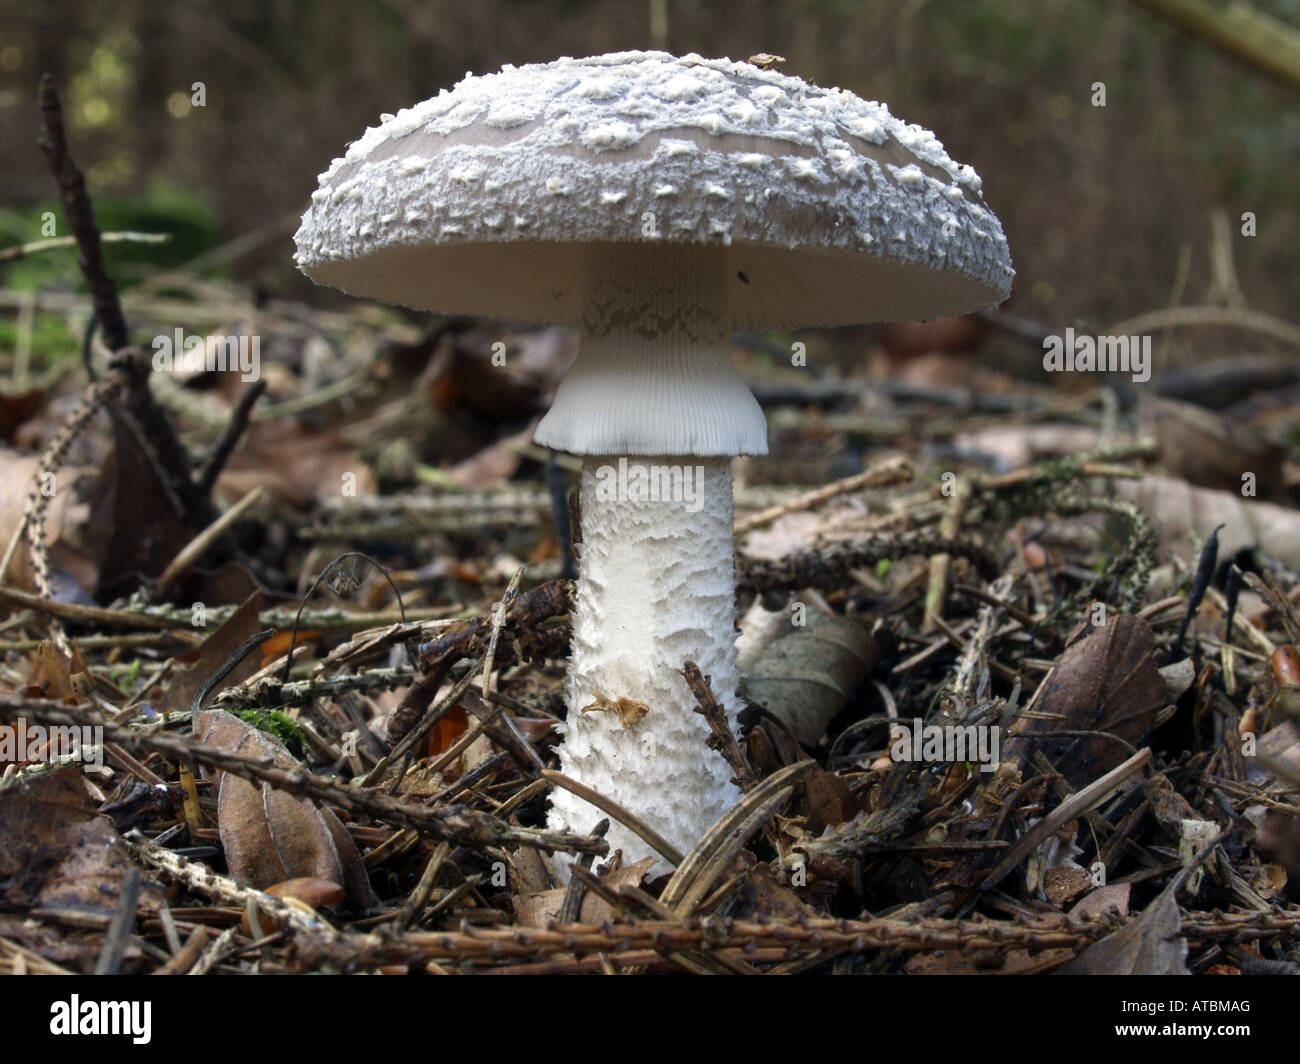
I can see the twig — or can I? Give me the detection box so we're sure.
[0,585,455,633]
[213,667,415,710]
[288,907,1300,970]
[153,924,210,976]
[569,867,757,974]
[1167,523,1223,661]
[660,760,814,913]
[387,581,572,744]
[370,661,481,781]
[680,661,758,793]
[0,230,170,265]
[37,73,129,351]
[558,819,611,923]
[1104,303,1300,348]
[980,747,1153,889]
[195,379,267,495]
[1,378,119,654]
[481,567,523,697]
[740,532,1000,593]
[156,485,266,593]
[35,74,215,539]
[1127,0,1300,94]
[191,628,277,714]
[189,927,239,976]
[733,457,912,535]
[673,787,793,915]
[396,842,451,931]
[923,474,971,632]
[543,769,685,867]
[283,552,406,684]
[94,867,142,975]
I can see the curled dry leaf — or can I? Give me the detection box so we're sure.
[194,709,377,910]
[2,642,94,769]
[740,610,877,746]
[1043,866,1093,907]
[1250,862,1287,900]
[1059,886,1188,975]
[1004,614,1164,788]
[161,590,264,714]
[240,877,347,935]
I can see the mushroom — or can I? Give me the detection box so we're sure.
[294,51,1013,873]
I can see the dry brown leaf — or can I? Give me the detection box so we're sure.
[0,772,163,918]
[514,856,658,927]
[0,451,90,593]
[581,690,650,729]
[507,846,553,896]
[24,640,77,702]
[1044,866,1093,906]
[448,426,530,490]
[1069,882,1131,922]
[798,765,861,834]
[1250,862,1287,899]
[216,420,376,507]
[1142,395,1287,502]
[1005,614,1165,787]
[1059,885,1188,974]
[87,413,200,596]
[740,512,825,562]
[731,862,835,923]
[1117,473,1300,573]
[160,590,263,714]
[194,709,377,909]
[741,610,878,746]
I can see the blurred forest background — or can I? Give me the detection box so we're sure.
[0,0,1295,344]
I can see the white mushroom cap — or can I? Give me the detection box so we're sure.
[294,51,1013,328]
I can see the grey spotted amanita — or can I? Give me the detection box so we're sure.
[295,51,1013,874]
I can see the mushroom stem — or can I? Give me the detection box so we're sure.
[536,241,766,872]
[551,454,743,870]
